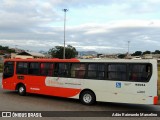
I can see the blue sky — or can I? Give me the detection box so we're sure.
[0,0,160,53]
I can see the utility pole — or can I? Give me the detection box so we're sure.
[128,41,130,55]
[15,45,18,53]
[63,9,68,59]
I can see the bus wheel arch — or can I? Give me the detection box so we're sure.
[16,83,26,96]
[79,89,96,105]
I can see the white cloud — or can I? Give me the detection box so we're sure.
[84,28,108,35]
[0,0,160,53]
[76,45,124,50]
[0,39,61,51]
[1,19,160,53]
[108,20,160,28]
[3,0,18,7]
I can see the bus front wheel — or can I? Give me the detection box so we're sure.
[80,91,96,105]
[18,85,26,96]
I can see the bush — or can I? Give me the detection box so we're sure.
[158,64,160,96]
[0,63,3,73]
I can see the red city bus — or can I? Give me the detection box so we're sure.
[2,58,158,105]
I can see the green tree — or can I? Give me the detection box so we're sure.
[143,50,151,55]
[48,45,78,59]
[132,51,142,56]
[0,46,9,50]
[0,45,15,53]
[153,50,160,54]
[118,54,126,59]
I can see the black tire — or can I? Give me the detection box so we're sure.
[18,84,26,96]
[80,91,96,105]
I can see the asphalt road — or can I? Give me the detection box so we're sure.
[0,74,160,120]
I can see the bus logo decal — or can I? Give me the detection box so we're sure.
[116,82,121,88]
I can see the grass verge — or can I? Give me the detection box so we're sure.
[158,64,160,97]
[0,63,3,73]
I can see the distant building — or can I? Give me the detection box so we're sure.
[131,56,142,60]
[0,55,4,63]
[43,53,52,58]
[152,54,160,59]
[0,50,8,54]
[97,54,118,59]
[78,51,97,57]
[140,54,160,59]
[13,51,45,59]
[142,54,153,59]
[105,54,118,59]
[125,52,132,59]
[10,48,25,53]
[11,53,17,59]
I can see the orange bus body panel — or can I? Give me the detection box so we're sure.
[2,58,81,98]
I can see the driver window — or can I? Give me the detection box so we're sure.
[3,62,14,79]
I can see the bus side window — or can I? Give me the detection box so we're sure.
[71,63,86,79]
[87,63,105,80]
[48,64,54,76]
[40,63,54,76]
[97,64,105,80]
[107,64,126,80]
[17,62,28,74]
[28,62,40,75]
[54,63,69,77]
[130,73,138,81]
[129,64,151,82]
[141,64,151,81]
[54,63,58,76]
[87,64,97,79]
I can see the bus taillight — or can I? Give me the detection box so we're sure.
[153,96,158,105]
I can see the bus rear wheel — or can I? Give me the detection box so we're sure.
[80,91,96,105]
[18,85,26,96]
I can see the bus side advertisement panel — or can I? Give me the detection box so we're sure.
[44,77,82,98]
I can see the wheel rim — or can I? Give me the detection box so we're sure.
[83,93,92,103]
[19,87,24,93]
